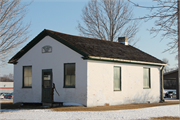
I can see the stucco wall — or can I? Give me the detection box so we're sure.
[13,36,87,106]
[87,60,161,107]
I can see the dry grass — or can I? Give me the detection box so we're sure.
[150,116,180,119]
[136,116,180,120]
[51,101,179,112]
[1,101,179,112]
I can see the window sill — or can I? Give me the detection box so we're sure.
[63,86,75,88]
[114,90,121,91]
[143,87,151,89]
[22,87,32,88]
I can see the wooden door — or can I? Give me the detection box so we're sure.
[42,69,52,103]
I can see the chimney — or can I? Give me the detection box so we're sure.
[118,37,128,45]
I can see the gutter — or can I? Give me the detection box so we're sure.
[83,56,166,67]
[160,65,165,102]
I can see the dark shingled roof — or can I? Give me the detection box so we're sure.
[8,29,165,65]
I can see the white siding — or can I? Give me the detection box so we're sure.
[13,36,161,107]
[13,36,87,106]
[87,60,160,107]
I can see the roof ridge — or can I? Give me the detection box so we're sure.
[45,29,128,46]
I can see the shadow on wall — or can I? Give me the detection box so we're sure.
[123,91,159,104]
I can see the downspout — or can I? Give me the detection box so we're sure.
[160,66,165,102]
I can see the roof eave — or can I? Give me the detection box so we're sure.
[83,56,166,67]
[8,29,48,64]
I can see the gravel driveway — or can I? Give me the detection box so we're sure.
[0,104,179,120]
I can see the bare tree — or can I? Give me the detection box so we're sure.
[0,0,30,65]
[161,58,177,73]
[162,58,170,73]
[78,0,139,44]
[0,73,13,82]
[128,0,178,53]
[164,79,176,89]
[128,0,180,100]
[8,73,13,80]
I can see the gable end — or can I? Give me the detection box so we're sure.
[8,29,88,64]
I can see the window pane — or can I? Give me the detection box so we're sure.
[28,77,32,86]
[71,65,75,75]
[143,68,150,88]
[71,75,75,86]
[114,67,121,90]
[44,81,50,88]
[114,79,120,90]
[23,66,32,87]
[65,64,75,75]
[64,64,75,87]
[44,72,51,80]
[65,75,71,86]
[24,77,28,86]
[24,67,32,77]
[65,64,71,75]
[28,67,32,76]
[24,67,29,77]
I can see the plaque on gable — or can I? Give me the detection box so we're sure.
[42,45,52,53]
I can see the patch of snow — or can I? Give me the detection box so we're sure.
[42,106,50,108]
[0,99,11,101]
[0,99,13,103]
[63,102,84,106]
[165,98,179,101]
[0,105,179,120]
[1,109,32,112]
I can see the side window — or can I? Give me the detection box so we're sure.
[143,68,151,89]
[64,63,75,88]
[114,66,121,91]
[23,66,32,88]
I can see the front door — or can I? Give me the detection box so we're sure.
[42,69,52,103]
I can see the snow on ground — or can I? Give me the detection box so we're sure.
[0,99,13,103]
[0,105,179,120]
[63,102,84,106]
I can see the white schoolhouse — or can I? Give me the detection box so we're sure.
[9,29,166,107]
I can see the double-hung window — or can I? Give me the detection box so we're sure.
[143,68,151,89]
[23,66,32,88]
[114,66,121,91]
[64,63,75,88]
